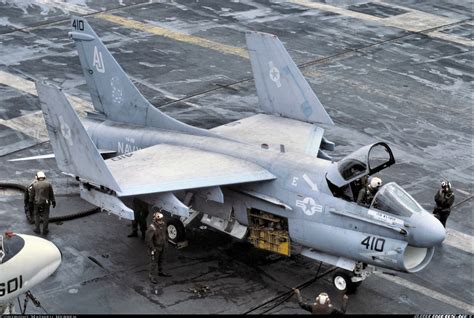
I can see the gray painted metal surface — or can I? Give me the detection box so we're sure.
[212,113,326,156]
[246,31,334,125]
[36,82,121,192]
[106,143,276,196]
[34,16,447,291]
[69,16,214,137]
[0,0,471,314]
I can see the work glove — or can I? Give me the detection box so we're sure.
[52,201,56,208]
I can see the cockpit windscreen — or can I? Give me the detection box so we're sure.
[371,182,423,217]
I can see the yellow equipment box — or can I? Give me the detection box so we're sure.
[248,210,290,256]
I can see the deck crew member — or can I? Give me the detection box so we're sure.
[128,198,149,240]
[294,289,348,314]
[433,181,455,228]
[24,174,38,224]
[30,171,56,235]
[145,211,172,284]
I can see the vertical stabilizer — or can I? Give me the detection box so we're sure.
[68,16,212,136]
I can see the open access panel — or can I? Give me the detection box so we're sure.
[247,208,290,256]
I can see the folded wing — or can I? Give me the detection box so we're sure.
[246,31,334,126]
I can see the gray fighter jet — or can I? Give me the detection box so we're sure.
[33,17,445,293]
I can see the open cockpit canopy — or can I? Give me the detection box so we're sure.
[326,142,395,187]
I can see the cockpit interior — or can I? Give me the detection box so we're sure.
[326,142,396,205]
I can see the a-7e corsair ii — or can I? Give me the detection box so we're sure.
[33,17,445,293]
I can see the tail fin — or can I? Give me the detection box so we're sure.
[35,81,121,192]
[245,32,334,126]
[68,17,211,135]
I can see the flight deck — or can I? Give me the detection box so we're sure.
[0,0,472,314]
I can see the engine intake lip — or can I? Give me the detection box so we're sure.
[403,245,435,273]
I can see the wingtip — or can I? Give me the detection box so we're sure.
[245,31,278,38]
[326,116,335,126]
[34,80,62,93]
[245,31,279,49]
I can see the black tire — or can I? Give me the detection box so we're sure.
[332,270,361,294]
[167,218,185,243]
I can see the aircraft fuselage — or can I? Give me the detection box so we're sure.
[84,118,444,273]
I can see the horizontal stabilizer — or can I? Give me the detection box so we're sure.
[80,184,134,220]
[246,32,333,125]
[8,149,116,162]
[9,153,56,162]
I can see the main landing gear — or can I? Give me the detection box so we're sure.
[167,218,186,243]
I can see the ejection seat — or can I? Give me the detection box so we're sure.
[325,142,395,202]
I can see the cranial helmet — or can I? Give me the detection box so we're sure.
[36,171,46,179]
[153,212,163,222]
[370,177,382,189]
[315,292,330,305]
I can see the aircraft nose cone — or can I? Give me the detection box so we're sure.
[428,216,446,245]
[43,240,62,269]
[410,213,446,247]
[23,234,62,273]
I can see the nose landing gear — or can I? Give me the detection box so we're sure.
[332,262,374,294]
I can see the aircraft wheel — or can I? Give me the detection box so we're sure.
[167,218,185,243]
[332,270,361,294]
